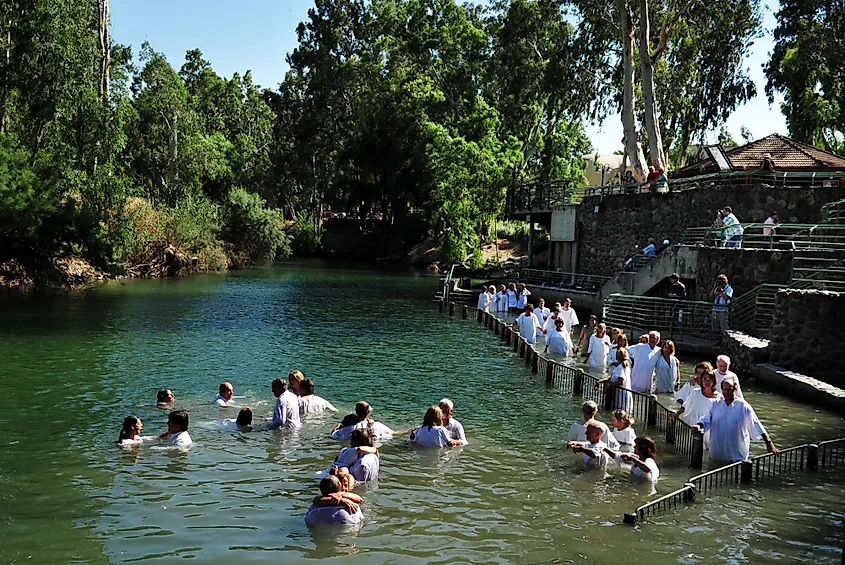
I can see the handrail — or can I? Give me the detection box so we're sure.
[515,268,611,293]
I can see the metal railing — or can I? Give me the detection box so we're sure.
[507,170,845,215]
[624,484,696,524]
[753,444,813,480]
[603,293,721,344]
[821,197,845,224]
[515,268,611,293]
[819,438,845,469]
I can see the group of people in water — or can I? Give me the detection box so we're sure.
[116,371,469,527]
[479,286,779,468]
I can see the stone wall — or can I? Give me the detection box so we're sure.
[767,289,845,387]
[690,248,794,301]
[576,184,845,277]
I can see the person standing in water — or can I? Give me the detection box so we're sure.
[575,315,597,354]
[268,378,301,429]
[583,322,611,369]
[439,398,468,445]
[158,410,192,447]
[214,382,235,406]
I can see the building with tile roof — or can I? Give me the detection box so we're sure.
[675,134,845,177]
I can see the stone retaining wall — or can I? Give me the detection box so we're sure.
[577,184,845,277]
[691,248,793,300]
[767,289,845,387]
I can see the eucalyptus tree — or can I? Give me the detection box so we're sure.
[766,0,844,153]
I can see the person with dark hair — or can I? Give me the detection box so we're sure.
[159,410,192,447]
[575,315,598,354]
[304,475,364,526]
[268,378,301,429]
[330,401,396,441]
[609,436,660,482]
[711,274,733,340]
[717,206,743,248]
[674,361,713,406]
[298,378,338,415]
[156,389,175,406]
[331,428,380,483]
[116,415,156,445]
[214,382,234,407]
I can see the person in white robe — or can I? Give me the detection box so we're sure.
[544,305,561,350]
[517,284,532,310]
[439,398,468,445]
[583,323,611,368]
[626,331,661,393]
[214,381,235,407]
[513,304,544,345]
[534,298,550,331]
[331,401,396,441]
[506,283,519,314]
[714,355,744,398]
[674,361,712,406]
[298,379,338,415]
[495,285,508,313]
[596,348,633,413]
[606,328,621,366]
[558,298,579,350]
[654,341,681,394]
[609,409,636,452]
[567,420,610,468]
[409,405,463,448]
[607,436,660,482]
[476,288,491,311]
[693,376,777,462]
[566,400,620,450]
[672,370,720,447]
[547,319,571,356]
[304,475,364,526]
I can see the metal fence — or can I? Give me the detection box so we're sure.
[603,293,721,344]
[821,197,845,224]
[516,268,611,293]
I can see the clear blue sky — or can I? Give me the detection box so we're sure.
[111,0,786,155]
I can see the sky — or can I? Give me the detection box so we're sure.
[110,0,787,156]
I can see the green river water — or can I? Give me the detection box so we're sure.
[0,261,843,564]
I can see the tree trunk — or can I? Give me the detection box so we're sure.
[0,18,10,133]
[97,0,110,103]
[167,113,178,198]
[619,0,647,180]
[638,0,667,171]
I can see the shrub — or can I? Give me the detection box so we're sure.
[221,188,290,267]
[289,211,323,255]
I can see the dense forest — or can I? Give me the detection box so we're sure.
[0,0,841,283]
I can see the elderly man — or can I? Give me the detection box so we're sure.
[693,376,777,463]
[718,206,744,248]
[214,382,235,407]
[268,378,302,429]
[567,400,620,450]
[714,355,743,398]
[627,331,662,393]
[439,398,468,445]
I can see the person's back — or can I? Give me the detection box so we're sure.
[304,504,363,526]
[444,417,468,445]
[281,389,302,429]
[349,452,379,482]
[548,329,570,355]
[300,394,338,415]
[411,425,451,448]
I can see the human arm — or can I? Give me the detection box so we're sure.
[762,433,778,454]
[269,400,285,429]
[620,453,652,473]
[674,357,681,391]
[312,492,362,514]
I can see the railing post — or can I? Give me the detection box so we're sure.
[741,460,753,483]
[462,304,468,319]
[623,512,638,526]
[449,302,456,316]
[603,384,613,411]
[665,417,676,445]
[683,483,696,502]
[487,313,494,330]
[439,300,444,313]
[573,370,584,395]
[519,338,526,357]
[808,444,819,470]
[647,395,658,428]
[476,308,483,323]
[512,330,519,351]
[546,360,554,383]
[691,429,704,469]
[531,351,539,373]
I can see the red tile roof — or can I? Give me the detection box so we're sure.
[677,134,845,175]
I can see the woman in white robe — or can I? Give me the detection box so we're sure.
[584,323,611,368]
[655,340,681,394]
[673,371,720,447]
[299,379,339,415]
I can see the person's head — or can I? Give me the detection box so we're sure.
[157,389,175,405]
[634,436,657,461]
[611,409,634,430]
[167,410,189,434]
[488,285,496,293]
[563,298,572,310]
[581,400,598,421]
[589,315,597,327]
[648,331,661,347]
[509,282,517,291]
[610,327,620,341]
[524,304,533,314]
[770,211,779,221]
[119,415,142,441]
[616,347,630,366]
[584,420,603,443]
[319,475,343,496]
[422,405,444,428]
[439,398,455,424]
[694,361,713,382]
[661,340,675,356]
[596,322,607,337]
[334,467,355,491]
[716,354,731,373]
[701,371,718,394]
[288,370,305,394]
[300,378,316,396]
[663,239,670,246]
[500,284,507,292]
[647,238,655,245]
[355,401,373,421]
[271,378,287,398]
[723,206,733,216]
[639,334,649,344]
[616,333,629,348]
[721,375,739,401]
[236,407,253,427]
[716,274,728,287]
[340,413,359,428]
[669,273,679,283]
[350,427,374,448]
[218,381,234,401]
[538,298,545,308]
[554,318,565,331]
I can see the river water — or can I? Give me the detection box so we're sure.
[0,261,843,564]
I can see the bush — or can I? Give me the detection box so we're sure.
[289,212,323,255]
[221,188,290,267]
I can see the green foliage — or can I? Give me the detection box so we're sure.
[221,188,290,267]
[289,212,323,255]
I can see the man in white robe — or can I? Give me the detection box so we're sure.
[439,398,468,445]
[627,331,661,393]
[558,298,579,348]
[566,400,620,450]
[514,304,544,345]
[476,288,491,311]
[714,354,744,398]
[694,377,777,462]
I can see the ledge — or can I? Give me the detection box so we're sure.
[752,363,845,413]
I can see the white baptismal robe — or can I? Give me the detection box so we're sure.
[699,398,767,462]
